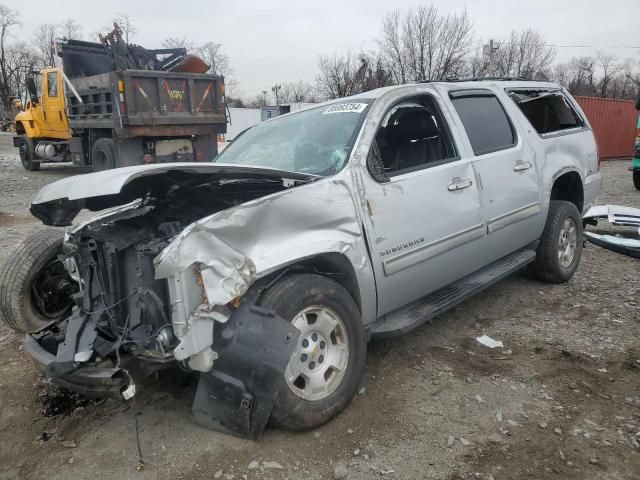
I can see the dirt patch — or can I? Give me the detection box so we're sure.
[0,157,638,479]
[0,211,32,226]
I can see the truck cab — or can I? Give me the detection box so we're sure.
[15,68,70,140]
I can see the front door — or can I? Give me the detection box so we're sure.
[359,95,487,316]
[41,69,69,138]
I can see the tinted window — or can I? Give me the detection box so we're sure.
[47,72,58,97]
[451,94,515,155]
[373,97,457,176]
[509,90,584,134]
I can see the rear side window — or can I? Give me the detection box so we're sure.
[450,93,516,155]
[509,90,584,134]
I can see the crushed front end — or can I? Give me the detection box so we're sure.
[25,164,310,438]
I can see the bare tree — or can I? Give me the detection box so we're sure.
[162,36,195,53]
[0,4,19,108]
[110,13,136,43]
[595,51,619,98]
[316,51,363,99]
[59,19,82,40]
[197,42,231,77]
[32,23,57,69]
[377,6,473,82]
[490,29,556,79]
[278,80,318,104]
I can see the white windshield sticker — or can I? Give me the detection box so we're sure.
[323,103,368,114]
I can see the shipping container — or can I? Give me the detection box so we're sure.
[575,96,637,160]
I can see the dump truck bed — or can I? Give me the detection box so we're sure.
[66,70,226,135]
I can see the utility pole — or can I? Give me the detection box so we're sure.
[271,84,281,106]
[483,39,499,75]
[261,90,268,107]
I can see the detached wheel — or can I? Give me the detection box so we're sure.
[530,200,583,283]
[258,273,366,431]
[633,170,640,190]
[91,138,115,171]
[18,136,40,171]
[0,228,77,333]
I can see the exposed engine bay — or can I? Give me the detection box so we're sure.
[27,166,310,437]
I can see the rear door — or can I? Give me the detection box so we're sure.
[448,89,543,262]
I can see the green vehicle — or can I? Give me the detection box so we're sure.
[633,94,640,190]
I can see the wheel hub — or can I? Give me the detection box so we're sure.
[284,306,349,402]
[558,217,578,268]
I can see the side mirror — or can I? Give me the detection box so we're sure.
[26,76,38,104]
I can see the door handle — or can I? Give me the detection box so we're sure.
[513,161,533,172]
[448,178,473,191]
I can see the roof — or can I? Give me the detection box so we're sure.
[347,79,561,101]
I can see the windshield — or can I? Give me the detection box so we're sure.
[214,101,371,176]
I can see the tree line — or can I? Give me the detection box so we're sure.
[1,4,638,113]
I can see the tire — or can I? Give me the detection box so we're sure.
[91,138,115,171]
[530,200,583,283]
[633,170,640,191]
[18,136,39,171]
[0,228,77,333]
[258,273,367,431]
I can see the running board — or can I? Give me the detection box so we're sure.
[370,249,536,339]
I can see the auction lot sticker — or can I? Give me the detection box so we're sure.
[323,103,368,114]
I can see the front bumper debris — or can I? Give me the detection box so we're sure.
[583,204,640,258]
[24,333,131,398]
[192,301,300,439]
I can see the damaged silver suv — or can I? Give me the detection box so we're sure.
[0,80,601,438]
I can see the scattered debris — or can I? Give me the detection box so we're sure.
[447,435,455,447]
[538,422,548,429]
[459,437,471,446]
[247,461,260,471]
[333,463,348,480]
[60,440,77,448]
[496,411,503,422]
[358,387,366,395]
[554,427,562,435]
[214,470,223,479]
[262,461,284,470]
[476,335,504,349]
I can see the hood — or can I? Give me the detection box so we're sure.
[31,162,315,226]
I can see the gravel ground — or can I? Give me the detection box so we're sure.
[0,133,638,480]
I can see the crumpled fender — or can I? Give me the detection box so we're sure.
[153,176,375,362]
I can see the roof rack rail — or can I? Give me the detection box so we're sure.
[418,76,530,83]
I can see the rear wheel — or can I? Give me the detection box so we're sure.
[530,200,583,283]
[91,138,115,171]
[258,273,366,431]
[633,170,640,190]
[18,136,39,171]
[0,228,77,333]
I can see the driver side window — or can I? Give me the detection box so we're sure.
[372,96,457,178]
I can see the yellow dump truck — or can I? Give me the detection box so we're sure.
[14,28,226,171]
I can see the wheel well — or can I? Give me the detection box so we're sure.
[550,171,584,213]
[264,253,362,314]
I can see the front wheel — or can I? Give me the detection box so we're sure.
[18,136,39,171]
[0,228,77,333]
[530,200,583,283]
[258,273,366,431]
[633,170,640,190]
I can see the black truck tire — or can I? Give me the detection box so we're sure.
[633,170,640,191]
[18,136,40,171]
[258,273,367,431]
[0,228,76,333]
[530,200,583,284]
[91,138,115,171]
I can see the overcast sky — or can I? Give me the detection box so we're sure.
[4,0,639,98]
